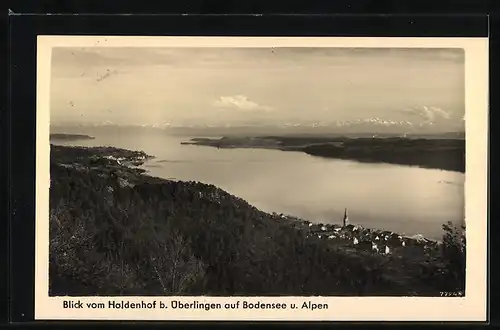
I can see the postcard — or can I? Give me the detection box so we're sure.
[36,36,488,321]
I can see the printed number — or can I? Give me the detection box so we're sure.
[440,291,464,297]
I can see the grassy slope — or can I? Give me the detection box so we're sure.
[49,145,465,297]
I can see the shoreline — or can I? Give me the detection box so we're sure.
[50,133,95,141]
[181,136,465,173]
[51,144,440,247]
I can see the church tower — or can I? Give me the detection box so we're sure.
[343,208,349,227]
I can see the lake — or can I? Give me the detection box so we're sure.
[51,127,465,240]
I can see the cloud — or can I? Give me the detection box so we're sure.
[212,95,274,112]
[401,106,450,122]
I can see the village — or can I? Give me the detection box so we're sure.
[271,208,441,256]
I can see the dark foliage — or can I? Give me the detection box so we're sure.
[186,136,465,173]
[49,145,466,296]
[439,221,466,293]
[302,138,465,173]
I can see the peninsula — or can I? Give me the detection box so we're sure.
[50,133,95,141]
[181,135,465,173]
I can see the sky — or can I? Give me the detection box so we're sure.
[50,47,465,128]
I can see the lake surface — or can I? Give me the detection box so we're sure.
[51,128,465,240]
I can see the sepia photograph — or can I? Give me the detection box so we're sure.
[35,36,488,321]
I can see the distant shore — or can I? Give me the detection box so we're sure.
[181,135,465,173]
[50,133,95,141]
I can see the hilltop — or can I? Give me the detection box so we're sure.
[49,145,466,296]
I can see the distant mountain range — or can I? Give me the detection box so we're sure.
[51,119,465,138]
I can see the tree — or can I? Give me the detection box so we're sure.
[148,226,206,295]
[440,221,466,292]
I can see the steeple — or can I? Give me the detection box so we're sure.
[343,208,349,227]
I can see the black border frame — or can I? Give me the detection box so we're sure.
[7,12,491,326]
